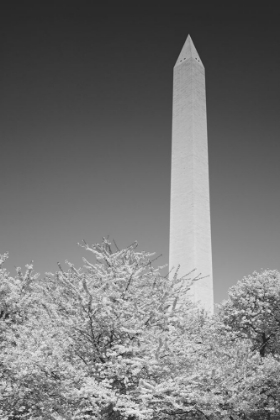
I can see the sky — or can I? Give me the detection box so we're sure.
[1,3,280,305]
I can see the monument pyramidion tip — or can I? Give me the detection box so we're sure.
[175,35,203,67]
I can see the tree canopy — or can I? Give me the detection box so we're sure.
[218,270,280,358]
[1,240,280,419]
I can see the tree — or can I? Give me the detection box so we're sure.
[0,253,57,419]
[216,270,280,419]
[39,239,205,419]
[217,270,280,358]
[1,244,280,419]
[0,240,202,419]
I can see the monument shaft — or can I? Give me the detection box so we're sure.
[169,36,214,313]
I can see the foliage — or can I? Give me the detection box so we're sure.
[216,269,280,419]
[1,243,280,419]
[218,270,280,358]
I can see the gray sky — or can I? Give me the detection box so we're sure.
[1,4,280,304]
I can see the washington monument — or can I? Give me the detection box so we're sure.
[169,35,214,313]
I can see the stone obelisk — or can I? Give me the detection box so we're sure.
[169,35,214,313]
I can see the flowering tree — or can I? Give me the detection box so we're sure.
[39,239,205,419]
[1,243,280,419]
[216,270,280,419]
[0,253,55,419]
[218,270,280,358]
[0,240,201,419]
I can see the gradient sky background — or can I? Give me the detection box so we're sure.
[1,3,280,305]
